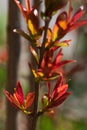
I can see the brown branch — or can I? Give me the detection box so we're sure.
[6,0,21,130]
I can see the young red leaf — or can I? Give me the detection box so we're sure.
[14,82,24,105]
[70,6,85,24]
[51,92,71,107]
[25,92,35,109]
[4,81,35,114]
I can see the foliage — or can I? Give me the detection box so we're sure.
[3,0,87,130]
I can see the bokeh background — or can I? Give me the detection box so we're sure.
[0,0,87,130]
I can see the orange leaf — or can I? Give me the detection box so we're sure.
[25,92,35,109]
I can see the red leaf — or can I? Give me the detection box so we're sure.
[57,84,68,99]
[52,92,71,107]
[15,82,24,105]
[71,6,85,25]
[14,0,27,18]
[52,76,62,98]
[25,92,35,109]
[3,90,20,109]
[53,48,63,65]
[3,90,13,103]
[69,20,87,32]
[56,60,76,68]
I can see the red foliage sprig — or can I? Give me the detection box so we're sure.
[4,1,87,129]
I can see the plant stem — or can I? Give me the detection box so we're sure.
[40,19,50,63]
[28,81,39,130]
[29,17,50,130]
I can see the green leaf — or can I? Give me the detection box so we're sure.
[53,40,71,47]
[13,29,33,42]
[43,74,60,81]
[54,42,69,47]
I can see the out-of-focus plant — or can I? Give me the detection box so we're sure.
[3,0,87,130]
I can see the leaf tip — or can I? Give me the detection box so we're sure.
[13,29,16,33]
[80,5,84,11]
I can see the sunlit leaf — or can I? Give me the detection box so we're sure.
[54,40,71,47]
[25,92,35,109]
[28,19,37,35]
[29,45,39,64]
[45,28,52,47]
[28,62,38,79]
[58,20,67,30]
[33,27,44,40]
[52,25,59,41]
